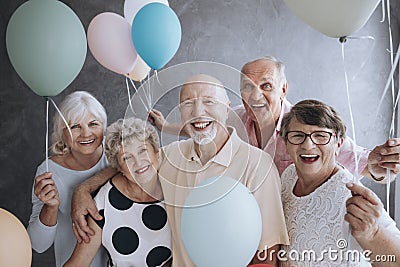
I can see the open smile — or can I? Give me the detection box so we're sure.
[250,103,267,108]
[191,120,213,131]
[79,139,95,145]
[135,165,150,174]
[299,154,320,163]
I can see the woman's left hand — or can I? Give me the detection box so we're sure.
[344,183,383,241]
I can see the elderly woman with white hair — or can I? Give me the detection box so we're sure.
[27,91,108,267]
[64,117,171,267]
[279,99,400,266]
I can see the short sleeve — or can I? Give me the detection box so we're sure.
[248,151,290,248]
[227,105,251,144]
[337,136,370,176]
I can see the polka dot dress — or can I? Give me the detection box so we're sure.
[94,179,172,267]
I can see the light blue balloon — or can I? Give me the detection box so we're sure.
[6,0,87,97]
[181,176,262,267]
[131,3,181,70]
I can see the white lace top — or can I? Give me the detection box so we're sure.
[281,164,370,267]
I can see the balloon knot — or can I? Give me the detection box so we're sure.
[339,36,347,43]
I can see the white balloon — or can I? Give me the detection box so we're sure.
[124,0,169,25]
[126,56,151,82]
[284,0,380,38]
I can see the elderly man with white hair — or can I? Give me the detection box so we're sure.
[71,74,289,266]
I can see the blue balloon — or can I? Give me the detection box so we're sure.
[181,176,262,267]
[131,3,181,70]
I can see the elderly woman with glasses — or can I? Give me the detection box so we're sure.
[278,100,400,266]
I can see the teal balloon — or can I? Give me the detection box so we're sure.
[131,3,181,70]
[181,176,262,267]
[6,0,87,97]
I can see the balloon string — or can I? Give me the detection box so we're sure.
[49,98,73,143]
[132,71,151,109]
[380,0,385,22]
[125,76,136,115]
[341,42,359,181]
[385,0,394,211]
[147,71,151,109]
[143,70,151,109]
[143,72,149,109]
[45,97,49,172]
[345,36,376,80]
[376,42,400,115]
[152,69,161,108]
[386,0,395,107]
[387,169,391,210]
[148,70,152,108]
[391,47,400,209]
[394,82,400,112]
[155,69,161,85]
[346,35,375,40]
[128,77,149,112]
[374,1,396,211]
[341,44,358,267]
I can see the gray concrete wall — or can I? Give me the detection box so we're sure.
[1,0,398,266]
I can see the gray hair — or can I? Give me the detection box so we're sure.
[280,99,346,142]
[241,56,287,88]
[51,91,107,155]
[105,117,160,169]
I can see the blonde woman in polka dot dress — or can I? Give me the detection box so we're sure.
[64,118,172,267]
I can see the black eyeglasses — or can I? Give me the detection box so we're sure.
[286,131,336,145]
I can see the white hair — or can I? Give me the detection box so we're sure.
[105,117,159,169]
[51,91,107,155]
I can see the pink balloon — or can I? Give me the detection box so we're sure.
[88,12,137,75]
